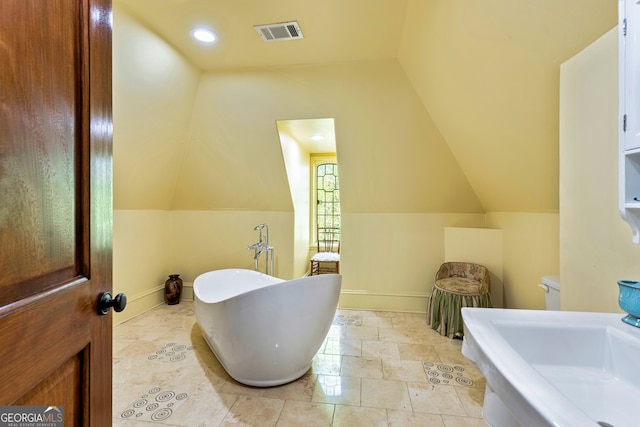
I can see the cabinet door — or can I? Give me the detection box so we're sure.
[622,0,640,150]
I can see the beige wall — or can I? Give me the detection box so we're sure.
[486,213,559,310]
[338,213,487,312]
[444,227,504,308]
[169,210,294,280]
[560,27,640,313]
[112,3,201,210]
[336,211,558,313]
[398,0,615,213]
[277,131,311,278]
[182,62,482,214]
[438,217,559,311]
[113,210,172,323]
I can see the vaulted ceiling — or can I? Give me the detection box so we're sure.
[115,0,408,71]
[116,0,615,74]
[114,0,617,213]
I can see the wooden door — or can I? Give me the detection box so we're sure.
[0,0,114,425]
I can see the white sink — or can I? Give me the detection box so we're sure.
[462,308,640,427]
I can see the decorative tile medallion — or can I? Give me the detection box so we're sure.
[332,314,363,326]
[120,386,188,422]
[423,362,473,387]
[147,343,196,362]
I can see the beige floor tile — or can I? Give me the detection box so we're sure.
[112,339,168,385]
[346,325,380,340]
[408,382,468,416]
[374,310,405,319]
[220,371,316,402]
[382,359,429,382]
[441,415,491,426]
[402,327,450,345]
[114,303,488,426]
[323,336,362,356]
[387,410,445,426]
[397,343,441,362]
[219,395,284,426]
[326,324,347,339]
[220,380,265,398]
[313,374,361,406]
[262,372,318,401]
[193,351,235,387]
[168,383,237,427]
[361,378,412,410]
[454,386,485,418]
[276,400,335,427]
[338,309,378,318]
[433,341,469,366]
[361,340,400,359]
[470,376,486,391]
[341,355,383,379]
[115,304,195,342]
[378,328,418,344]
[361,314,395,328]
[382,324,448,344]
[333,405,388,427]
[390,313,428,329]
[113,334,135,354]
[312,353,342,376]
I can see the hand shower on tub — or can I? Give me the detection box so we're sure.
[247,224,274,275]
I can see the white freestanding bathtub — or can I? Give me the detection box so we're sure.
[193,269,342,387]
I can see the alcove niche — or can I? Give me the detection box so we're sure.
[277,118,337,278]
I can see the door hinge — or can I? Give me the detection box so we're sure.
[624,114,627,132]
[623,18,627,36]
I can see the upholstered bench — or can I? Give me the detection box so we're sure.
[427,262,492,338]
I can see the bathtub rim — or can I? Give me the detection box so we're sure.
[193,268,284,303]
[193,268,341,304]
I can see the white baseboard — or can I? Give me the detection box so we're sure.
[114,284,429,325]
[338,289,430,313]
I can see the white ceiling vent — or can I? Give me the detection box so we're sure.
[254,21,303,42]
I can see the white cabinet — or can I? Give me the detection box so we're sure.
[620,0,640,242]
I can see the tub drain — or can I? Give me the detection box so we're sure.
[598,422,615,427]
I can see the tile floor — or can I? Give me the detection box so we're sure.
[113,302,489,426]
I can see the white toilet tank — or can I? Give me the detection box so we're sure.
[539,276,560,310]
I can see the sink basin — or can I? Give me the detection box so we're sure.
[462,308,640,427]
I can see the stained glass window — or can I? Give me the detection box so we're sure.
[316,163,341,239]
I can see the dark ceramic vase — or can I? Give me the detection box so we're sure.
[165,274,183,305]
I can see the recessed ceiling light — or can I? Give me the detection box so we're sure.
[191,28,217,44]
[311,134,325,141]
